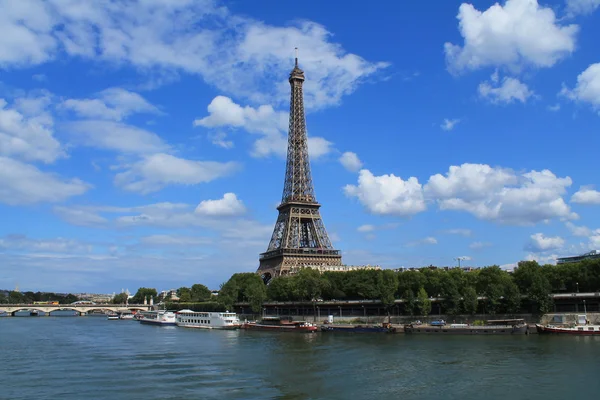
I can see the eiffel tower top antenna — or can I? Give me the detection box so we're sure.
[295,47,298,67]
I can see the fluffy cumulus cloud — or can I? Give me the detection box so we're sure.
[194,193,246,217]
[478,73,534,104]
[357,224,375,233]
[0,1,387,109]
[445,0,578,73]
[114,153,240,194]
[571,187,600,204]
[194,95,333,159]
[565,222,592,237]
[344,169,426,217]
[0,96,63,163]
[566,0,600,16]
[425,163,577,225]
[339,152,363,172]
[525,233,565,252]
[561,63,600,113]
[60,88,161,121]
[407,237,438,247]
[0,156,90,205]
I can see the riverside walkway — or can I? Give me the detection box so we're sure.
[0,303,153,316]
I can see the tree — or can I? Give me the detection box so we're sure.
[190,284,212,302]
[177,287,192,302]
[218,273,267,313]
[0,292,6,304]
[377,270,398,316]
[402,289,416,316]
[417,287,431,317]
[462,286,478,315]
[112,293,128,304]
[267,277,293,301]
[504,281,522,314]
[131,288,157,304]
[294,268,323,301]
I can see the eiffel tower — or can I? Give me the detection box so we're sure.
[258,51,342,283]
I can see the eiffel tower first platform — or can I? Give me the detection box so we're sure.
[257,53,342,283]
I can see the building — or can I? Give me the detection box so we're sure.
[256,52,342,283]
[557,250,600,264]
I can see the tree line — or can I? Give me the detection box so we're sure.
[215,258,600,315]
[109,257,600,316]
[0,291,79,304]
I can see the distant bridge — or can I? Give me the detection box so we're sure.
[0,304,153,316]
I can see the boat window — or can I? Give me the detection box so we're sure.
[578,328,584,331]
[588,328,594,331]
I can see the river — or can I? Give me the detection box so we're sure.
[1,316,599,399]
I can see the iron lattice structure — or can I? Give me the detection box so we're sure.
[257,56,342,283]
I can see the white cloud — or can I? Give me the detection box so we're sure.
[525,233,565,252]
[53,206,108,227]
[32,74,47,82]
[0,156,90,205]
[194,193,246,217]
[525,253,558,265]
[571,187,600,204]
[407,237,438,246]
[470,241,492,249]
[114,153,240,194]
[566,0,600,16]
[339,151,363,172]
[425,163,576,225]
[61,88,161,121]
[441,118,460,131]
[0,234,92,254]
[561,63,600,113]
[357,224,375,233]
[547,103,561,112]
[63,120,169,154]
[194,95,333,159]
[445,0,578,73]
[478,75,534,104]
[344,169,427,217]
[565,222,592,237]
[0,97,63,163]
[589,234,600,249]
[208,131,234,149]
[0,2,387,109]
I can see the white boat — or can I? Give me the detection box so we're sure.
[139,310,177,326]
[119,312,135,320]
[107,314,119,320]
[176,309,241,330]
[536,314,600,335]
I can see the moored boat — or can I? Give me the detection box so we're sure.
[176,309,240,329]
[242,316,317,333]
[107,313,119,320]
[138,310,177,326]
[536,314,600,335]
[321,322,397,333]
[404,319,529,335]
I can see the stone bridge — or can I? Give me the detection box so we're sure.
[0,304,153,316]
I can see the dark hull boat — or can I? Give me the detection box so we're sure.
[242,316,317,333]
[320,323,397,333]
[404,319,529,335]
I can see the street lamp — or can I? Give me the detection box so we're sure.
[576,282,579,293]
[338,306,342,318]
[454,257,466,268]
[583,299,587,316]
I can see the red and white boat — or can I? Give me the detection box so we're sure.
[536,314,600,335]
[241,316,317,333]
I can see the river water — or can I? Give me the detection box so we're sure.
[1,316,599,400]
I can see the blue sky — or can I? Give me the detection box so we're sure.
[1,0,600,294]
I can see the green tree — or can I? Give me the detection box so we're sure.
[218,273,267,313]
[112,292,128,304]
[190,284,212,302]
[0,292,7,304]
[267,277,293,301]
[377,270,398,316]
[504,281,522,314]
[417,287,431,317]
[402,289,416,316]
[177,287,192,302]
[294,268,324,301]
[462,286,478,315]
[131,287,157,304]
